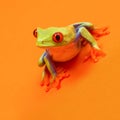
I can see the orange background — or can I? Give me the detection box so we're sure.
[0,0,120,120]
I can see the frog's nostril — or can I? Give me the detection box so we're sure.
[33,28,37,38]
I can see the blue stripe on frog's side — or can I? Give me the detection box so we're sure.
[73,24,81,42]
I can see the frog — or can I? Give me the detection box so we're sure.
[33,22,109,92]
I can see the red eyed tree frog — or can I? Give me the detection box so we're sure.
[33,22,109,91]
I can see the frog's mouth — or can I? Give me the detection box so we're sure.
[36,40,69,48]
[36,41,56,48]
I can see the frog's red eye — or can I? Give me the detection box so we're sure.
[52,32,63,43]
[33,28,37,38]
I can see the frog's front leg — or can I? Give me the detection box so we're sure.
[38,51,57,86]
[78,27,105,62]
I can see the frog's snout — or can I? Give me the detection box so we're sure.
[33,28,37,38]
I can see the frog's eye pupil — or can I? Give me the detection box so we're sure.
[56,35,60,41]
[52,32,63,43]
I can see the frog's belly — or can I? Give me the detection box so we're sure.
[47,41,81,62]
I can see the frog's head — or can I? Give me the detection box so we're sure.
[33,26,75,48]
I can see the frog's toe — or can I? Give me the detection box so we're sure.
[90,48,106,62]
[45,85,52,92]
[56,82,61,90]
[55,68,70,90]
[99,27,110,36]
[40,81,45,86]
[91,27,110,39]
[45,78,56,92]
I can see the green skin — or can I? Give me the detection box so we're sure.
[34,22,102,84]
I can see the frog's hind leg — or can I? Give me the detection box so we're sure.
[39,51,70,92]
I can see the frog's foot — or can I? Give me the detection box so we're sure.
[83,47,106,63]
[91,27,110,40]
[45,67,70,92]
[90,48,106,62]
[83,54,91,62]
[54,67,70,90]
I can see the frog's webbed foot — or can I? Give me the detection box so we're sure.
[45,66,70,92]
[91,27,110,40]
[53,67,70,89]
[90,47,106,62]
[41,66,70,92]
[89,27,109,62]
[83,47,106,63]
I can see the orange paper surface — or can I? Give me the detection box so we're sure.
[0,0,120,120]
